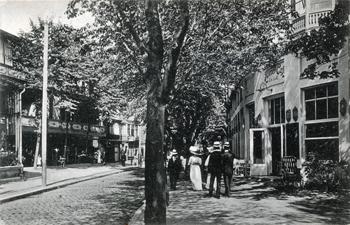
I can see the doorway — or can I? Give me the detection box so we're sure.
[270,127,282,175]
[249,128,268,176]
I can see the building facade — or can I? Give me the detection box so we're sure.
[0,30,26,167]
[227,0,350,176]
[107,117,145,165]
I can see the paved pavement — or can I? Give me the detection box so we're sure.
[0,163,131,203]
[130,177,350,225]
[0,167,145,225]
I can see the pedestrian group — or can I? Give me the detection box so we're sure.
[167,141,235,199]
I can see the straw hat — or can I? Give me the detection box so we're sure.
[189,146,203,155]
[171,149,178,155]
[212,141,222,152]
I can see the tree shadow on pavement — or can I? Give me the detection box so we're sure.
[167,178,350,225]
[89,169,145,225]
[290,194,350,224]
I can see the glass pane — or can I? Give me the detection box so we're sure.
[327,83,338,97]
[316,86,327,98]
[305,89,315,100]
[286,123,299,158]
[305,139,339,161]
[328,97,338,118]
[316,99,327,119]
[275,98,281,124]
[306,122,338,138]
[270,100,275,124]
[253,131,264,164]
[306,101,315,120]
[281,98,285,122]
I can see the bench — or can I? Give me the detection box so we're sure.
[280,156,301,186]
[234,160,250,177]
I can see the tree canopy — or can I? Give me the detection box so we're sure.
[11,19,124,120]
[67,0,290,223]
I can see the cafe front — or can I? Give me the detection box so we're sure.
[21,116,107,166]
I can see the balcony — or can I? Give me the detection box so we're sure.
[308,10,331,28]
[292,15,306,34]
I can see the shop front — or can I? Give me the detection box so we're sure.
[0,66,26,168]
[22,116,107,166]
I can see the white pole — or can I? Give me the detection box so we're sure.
[41,22,48,187]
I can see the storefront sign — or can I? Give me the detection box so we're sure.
[292,107,298,122]
[22,117,106,135]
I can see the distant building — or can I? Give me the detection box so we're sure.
[107,116,145,165]
[226,0,349,176]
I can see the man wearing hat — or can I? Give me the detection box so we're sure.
[207,141,222,198]
[168,149,182,190]
[222,142,234,197]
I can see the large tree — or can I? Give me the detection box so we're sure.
[67,0,289,224]
[11,19,124,120]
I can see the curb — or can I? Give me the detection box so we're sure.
[0,169,124,204]
[128,201,145,225]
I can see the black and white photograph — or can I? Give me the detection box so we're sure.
[0,0,349,224]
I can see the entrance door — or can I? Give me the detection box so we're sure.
[249,128,268,175]
[269,126,283,175]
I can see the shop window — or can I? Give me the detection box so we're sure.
[306,122,338,138]
[135,125,138,137]
[127,124,131,136]
[305,121,339,161]
[305,139,339,161]
[269,96,285,125]
[305,83,338,121]
[310,0,332,11]
[286,123,299,158]
[131,125,134,136]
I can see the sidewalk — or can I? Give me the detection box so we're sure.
[130,177,350,225]
[0,163,128,203]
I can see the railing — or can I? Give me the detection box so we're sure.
[308,10,331,27]
[292,15,306,34]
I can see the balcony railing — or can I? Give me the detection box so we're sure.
[308,10,331,28]
[292,15,306,34]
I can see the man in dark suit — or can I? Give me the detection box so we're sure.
[208,141,222,198]
[168,149,182,190]
[222,142,234,197]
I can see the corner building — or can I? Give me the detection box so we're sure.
[227,0,350,176]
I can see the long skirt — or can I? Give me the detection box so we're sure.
[190,165,202,190]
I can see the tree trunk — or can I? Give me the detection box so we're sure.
[144,98,166,225]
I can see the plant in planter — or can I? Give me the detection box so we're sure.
[302,155,350,192]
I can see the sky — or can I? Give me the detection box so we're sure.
[0,0,93,35]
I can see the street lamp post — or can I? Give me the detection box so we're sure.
[41,22,48,186]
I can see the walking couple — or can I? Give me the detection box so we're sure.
[205,141,234,198]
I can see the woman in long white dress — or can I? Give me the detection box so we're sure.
[188,146,203,191]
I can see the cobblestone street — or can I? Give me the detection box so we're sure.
[0,168,144,225]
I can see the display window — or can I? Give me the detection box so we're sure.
[269,96,285,125]
[304,82,339,161]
